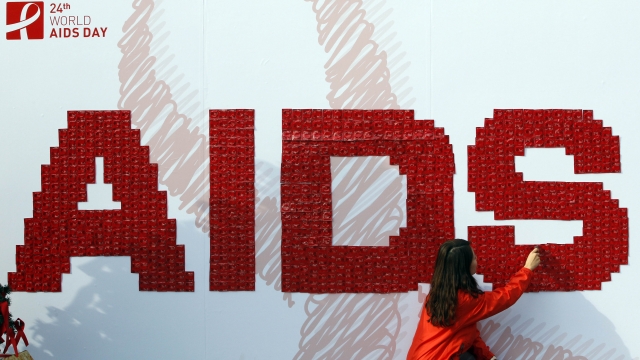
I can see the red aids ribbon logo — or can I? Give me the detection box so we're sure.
[6,2,44,40]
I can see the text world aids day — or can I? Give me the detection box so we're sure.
[5,2,108,40]
[6,109,627,295]
[49,15,106,38]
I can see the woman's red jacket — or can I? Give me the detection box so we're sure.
[407,267,533,360]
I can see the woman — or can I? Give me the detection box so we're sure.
[407,239,541,360]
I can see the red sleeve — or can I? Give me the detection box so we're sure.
[462,267,533,324]
[471,332,495,360]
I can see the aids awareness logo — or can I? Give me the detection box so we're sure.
[6,2,44,40]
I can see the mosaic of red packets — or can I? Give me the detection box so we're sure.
[468,109,628,292]
[280,109,455,293]
[209,110,256,291]
[6,108,628,294]
[8,111,194,292]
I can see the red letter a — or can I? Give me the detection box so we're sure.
[9,111,194,292]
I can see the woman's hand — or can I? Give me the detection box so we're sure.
[524,247,541,271]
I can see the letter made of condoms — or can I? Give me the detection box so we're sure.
[10,110,194,292]
[280,109,455,293]
[468,109,627,292]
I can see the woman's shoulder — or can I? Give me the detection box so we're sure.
[457,289,484,305]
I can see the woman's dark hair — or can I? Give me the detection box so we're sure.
[425,239,483,327]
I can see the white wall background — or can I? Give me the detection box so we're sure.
[1,0,638,359]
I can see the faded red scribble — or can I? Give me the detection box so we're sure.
[479,315,627,360]
[117,0,292,302]
[293,0,411,358]
[362,0,416,109]
[117,0,410,357]
[255,195,281,286]
[306,0,398,109]
[331,156,404,247]
[295,294,401,360]
[255,161,295,306]
[118,0,209,234]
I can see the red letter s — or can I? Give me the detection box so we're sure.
[468,110,627,291]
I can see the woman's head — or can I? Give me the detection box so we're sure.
[435,239,477,278]
[426,239,482,327]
